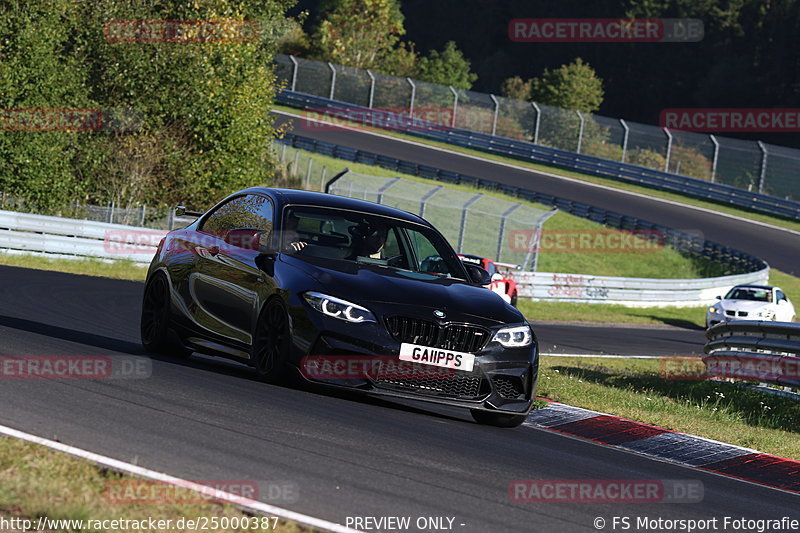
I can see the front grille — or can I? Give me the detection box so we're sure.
[738,311,748,317]
[725,310,736,317]
[493,376,525,399]
[385,316,489,353]
[373,370,487,399]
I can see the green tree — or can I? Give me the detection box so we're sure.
[416,41,477,90]
[0,0,293,211]
[530,58,604,113]
[313,0,406,70]
[500,76,532,101]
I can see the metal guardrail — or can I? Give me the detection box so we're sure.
[515,270,769,307]
[277,90,800,222]
[0,208,769,306]
[0,210,166,264]
[278,132,769,277]
[705,321,800,389]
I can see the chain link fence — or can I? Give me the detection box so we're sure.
[324,170,556,269]
[276,53,800,201]
[0,191,176,229]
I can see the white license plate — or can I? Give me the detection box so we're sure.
[398,343,475,372]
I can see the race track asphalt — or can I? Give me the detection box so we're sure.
[0,265,796,532]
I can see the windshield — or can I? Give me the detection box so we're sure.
[281,206,466,279]
[724,287,772,302]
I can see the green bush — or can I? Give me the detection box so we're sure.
[0,0,292,212]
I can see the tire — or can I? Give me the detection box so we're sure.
[510,292,518,307]
[470,409,527,428]
[252,298,291,384]
[140,272,192,358]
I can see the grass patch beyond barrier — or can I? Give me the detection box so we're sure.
[0,436,305,532]
[538,356,800,460]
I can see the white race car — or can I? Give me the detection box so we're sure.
[706,284,796,328]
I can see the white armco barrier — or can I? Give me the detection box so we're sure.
[513,268,770,307]
[0,209,167,265]
[0,209,770,306]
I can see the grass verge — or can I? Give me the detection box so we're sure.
[273,104,800,234]
[0,253,147,282]
[521,301,707,328]
[538,356,800,460]
[0,436,304,532]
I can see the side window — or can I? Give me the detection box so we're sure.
[485,261,497,276]
[201,195,273,235]
[777,290,786,302]
[407,229,452,276]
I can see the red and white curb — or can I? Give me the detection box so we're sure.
[525,402,800,493]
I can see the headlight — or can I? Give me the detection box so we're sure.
[708,306,719,314]
[493,325,533,348]
[302,292,376,323]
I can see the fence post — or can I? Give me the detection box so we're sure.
[449,86,459,128]
[140,205,146,226]
[620,119,629,163]
[576,111,585,154]
[525,209,557,272]
[305,158,313,188]
[419,185,443,218]
[366,70,376,108]
[496,203,521,262]
[710,135,719,183]
[327,62,336,100]
[663,127,673,172]
[289,55,298,92]
[531,102,541,144]
[758,141,768,194]
[108,201,114,224]
[457,194,483,253]
[490,94,500,136]
[376,177,401,204]
[407,78,416,118]
[293,150,300,174]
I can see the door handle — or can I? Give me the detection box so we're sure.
[208,246,220,255]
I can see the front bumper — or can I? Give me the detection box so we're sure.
[289,306,538,415]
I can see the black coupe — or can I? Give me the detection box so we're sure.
[140,188,538,427]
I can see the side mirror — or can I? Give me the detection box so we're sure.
[465,264,492,286]
[224,229,261,251]
[490,273,504,282]
[175,205,186,217]
[715,295,722,300]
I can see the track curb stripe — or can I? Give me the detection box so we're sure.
[0,424,363,533]
[527,402,800,494]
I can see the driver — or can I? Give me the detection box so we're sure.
[362,223,389,258]
[283,213,307,253]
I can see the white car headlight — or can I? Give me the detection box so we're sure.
[708,306,719,314]
[493,325,533,348]
[303,292,376,323]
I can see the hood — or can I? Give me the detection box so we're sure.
[281,255,523,326]
[720,299,770,312]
